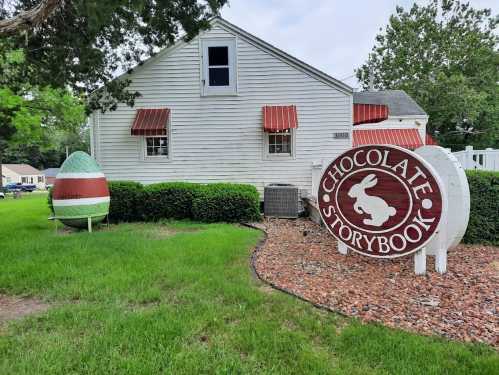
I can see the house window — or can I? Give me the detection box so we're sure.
[21,177,27,183]
[38,176,44,183]
[208,47,229,86]
[202,39,236,95]
[30,177,34,184]
[266,129,293,156]
[145,136,168,157]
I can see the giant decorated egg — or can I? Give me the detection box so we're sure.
[52,151,110,228]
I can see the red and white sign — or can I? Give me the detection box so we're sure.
[318,145,444,258]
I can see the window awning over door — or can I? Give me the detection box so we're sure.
[353,103,389,125]
[262,105,298,132]
[353,128,424,149]
[131,108,170,136]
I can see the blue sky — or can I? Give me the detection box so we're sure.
[221,0,498,89]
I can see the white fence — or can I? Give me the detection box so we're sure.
[453,146,499,171]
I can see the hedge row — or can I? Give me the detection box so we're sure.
[47,171,498,244]
[107,181,261,223]
[462,170,499,245]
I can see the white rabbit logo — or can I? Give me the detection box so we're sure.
[348,174,396,227]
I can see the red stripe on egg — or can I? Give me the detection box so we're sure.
[53,177,109,200]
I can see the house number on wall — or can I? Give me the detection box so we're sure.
[318,145,444,258]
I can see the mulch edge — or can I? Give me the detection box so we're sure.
[241,222,349,317]
[241,222,498,350]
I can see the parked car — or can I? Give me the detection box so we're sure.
[4,182,36,192]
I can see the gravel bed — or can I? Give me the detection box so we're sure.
[252,218,498,348]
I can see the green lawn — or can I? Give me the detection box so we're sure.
[0,195,497,374]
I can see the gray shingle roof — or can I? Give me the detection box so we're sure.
[353,90,427,117]
[3,164,42,175]
[42,168,60,177]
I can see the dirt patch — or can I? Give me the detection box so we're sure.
[0,294,51,326]
[106,223,203,239]
[147,226,202,240]
[253,218,499,348]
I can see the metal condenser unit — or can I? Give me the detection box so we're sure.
[264,184,300,218]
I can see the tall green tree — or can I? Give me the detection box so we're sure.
[2,125,90,170]
[1,0,227,113]
[0,45,85,187]
[357,0,498,149]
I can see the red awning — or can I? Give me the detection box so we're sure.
[425,133,438,145]
[353,128,424,149]
[353,103,389,125]
[263,105,298,132]
[131,108,170,136]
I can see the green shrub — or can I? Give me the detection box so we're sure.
[108,181,261,223]
[142,182,201,221]
[192,184,260,223]
[108,181,144,222]
[463,170,499,245]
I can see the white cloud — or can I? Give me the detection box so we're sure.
[221,0,498,89]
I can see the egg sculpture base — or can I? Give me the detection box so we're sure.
[52,151,110,229]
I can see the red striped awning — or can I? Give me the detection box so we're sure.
[131,108,170,136]
[353,129,424,149]
[425,133,438,145]
[353,103,389,125]
[263,105,298,132]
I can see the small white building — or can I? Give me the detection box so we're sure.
[2,164,45,189]
[352,90,436,149]
[90,17,353,198]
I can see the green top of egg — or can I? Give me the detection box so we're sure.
[59,151,102,174]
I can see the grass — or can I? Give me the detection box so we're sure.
[0,194,497,374]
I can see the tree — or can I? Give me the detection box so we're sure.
[0,44,85,187]
[356,0,498,149]
[1,0,227,113]
[0,0,62,35]
[2,125,90,170]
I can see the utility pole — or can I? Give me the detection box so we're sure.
[368,67,375,92]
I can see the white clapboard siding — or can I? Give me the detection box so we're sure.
[92,21,352,196]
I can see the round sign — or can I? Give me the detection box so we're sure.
[318,145,444,258]
[415,146,469,251]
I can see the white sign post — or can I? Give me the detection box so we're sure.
[415,146,470,274]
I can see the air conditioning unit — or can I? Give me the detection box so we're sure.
[264,184,300,218]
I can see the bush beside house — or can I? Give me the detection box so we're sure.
[462,171,499,245]
[107,181,144,222]
[107,181,261,223]
[192,183,261,223]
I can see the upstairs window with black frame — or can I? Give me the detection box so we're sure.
[208,46,229,86]
[202,39,236,95]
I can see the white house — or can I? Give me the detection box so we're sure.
[2,164,45,189]
[90,17,353,198]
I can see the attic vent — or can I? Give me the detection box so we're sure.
[333,132,350,140]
